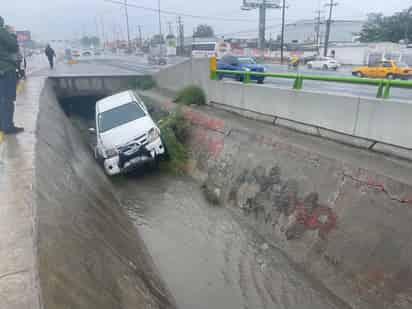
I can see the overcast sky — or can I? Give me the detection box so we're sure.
[1,0,412,41]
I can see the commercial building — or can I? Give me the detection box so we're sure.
[284,19,364,44]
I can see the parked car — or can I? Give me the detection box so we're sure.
[352,60,412,80]
[148,55,167,65]
[307,57,340,70]
[90,90,166,176]
[217,55,266,84]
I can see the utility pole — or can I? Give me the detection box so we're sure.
[177,16,184,56]
[314,9,323,54]
[241,0,280,55]
[158,0,163,55]
[324,0,338,57]
[167,21,173,35]
[124,0,131,49]
[280,0,287,64]
[138,25,143,49]
[100,17,106,48]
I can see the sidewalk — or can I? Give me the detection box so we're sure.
[0,73,45,308]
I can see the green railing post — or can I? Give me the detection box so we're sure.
[293,75,303,90]
[244,71,251,83]
[376,81,384,98]
[383,81,391,99]
[293,75,300,89]
[210,70,217,80]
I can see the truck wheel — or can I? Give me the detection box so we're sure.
[307,63,312,69]
[353,71,363,78]
[386,73,395,80]
[323,64,328,70]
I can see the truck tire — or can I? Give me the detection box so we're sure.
[386,73,396,80]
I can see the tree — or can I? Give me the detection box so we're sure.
[360,8,412,43]
[193,24,214,38]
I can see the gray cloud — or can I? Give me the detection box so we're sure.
[1,0,410,41]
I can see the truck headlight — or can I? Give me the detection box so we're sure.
[147,128,160,143]
[106,148,118,158]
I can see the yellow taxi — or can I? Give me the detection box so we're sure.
[352,60,412,80]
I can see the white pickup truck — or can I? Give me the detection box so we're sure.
[90,90,166,176]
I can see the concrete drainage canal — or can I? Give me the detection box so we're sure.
[42,77,353,309]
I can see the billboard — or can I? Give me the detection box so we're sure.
[16,31,31,43]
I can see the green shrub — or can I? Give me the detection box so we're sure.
[158,109,190,174]
[132,75,156,90]
[174,85,206,106]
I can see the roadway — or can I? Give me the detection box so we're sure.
[29,53,411,101]
[264,63,411,101]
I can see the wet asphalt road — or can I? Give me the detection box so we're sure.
[112,172,348,309]
[79,55,412,101]
[260,64,412,101]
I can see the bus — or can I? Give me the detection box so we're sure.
[191,39,231,58]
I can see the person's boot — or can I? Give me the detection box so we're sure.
[4,126,24,134]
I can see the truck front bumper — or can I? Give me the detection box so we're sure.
[103,138,165,176]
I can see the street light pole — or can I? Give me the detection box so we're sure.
[241,1,280,58]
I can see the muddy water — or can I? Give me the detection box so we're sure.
[112,172,348,309]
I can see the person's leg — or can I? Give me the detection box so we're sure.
[3,71,23,134]
[0,76,5,131]
[48,57,54,69]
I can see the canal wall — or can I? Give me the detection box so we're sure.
[144,90,412,309]
[34,80,176,308]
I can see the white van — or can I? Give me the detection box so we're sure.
[91,90,166,175]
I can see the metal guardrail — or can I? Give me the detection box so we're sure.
[210,68,412,99]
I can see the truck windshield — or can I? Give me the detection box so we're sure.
[98,102,146,133]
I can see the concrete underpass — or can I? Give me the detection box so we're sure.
[2,59,412,309]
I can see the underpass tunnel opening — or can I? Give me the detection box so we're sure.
[59,95,103,121]
[58,95,105,147]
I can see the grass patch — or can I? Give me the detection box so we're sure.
[132,75,156,90]
[174,85,206,106]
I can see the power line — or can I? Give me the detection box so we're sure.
[104,0,257,23]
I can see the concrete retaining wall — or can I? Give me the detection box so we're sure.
[50,76,139,98]
[35,81,176,308]
[155,59,412,152]
[144,93,412,309]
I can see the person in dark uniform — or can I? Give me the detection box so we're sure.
[45,44,56,69]
[0,16,23,134]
